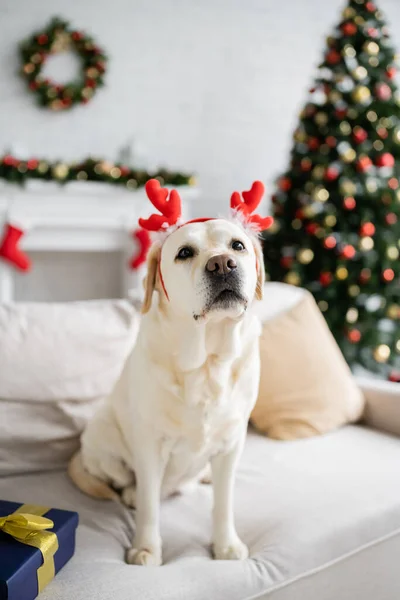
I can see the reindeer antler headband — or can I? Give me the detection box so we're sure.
[138,179,273,234]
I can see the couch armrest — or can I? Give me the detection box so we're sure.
[357,377,400,437]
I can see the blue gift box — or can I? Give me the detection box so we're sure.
[0,500,79,600]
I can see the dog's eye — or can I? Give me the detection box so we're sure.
[176,246,194,260]
[232,240,245,252]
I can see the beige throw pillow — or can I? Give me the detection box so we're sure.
[251,289,365,440]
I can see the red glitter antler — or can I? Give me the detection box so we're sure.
[230,180,273,231]
[139,179,182,231]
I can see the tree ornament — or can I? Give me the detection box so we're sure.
[387,67,397,79]
[353,66,368,80]
[339,121,351,135]
[363,41,380,55]
[341,244,356,259]
[352,86,371,103]
[308,137,320,150]
[336,266,349,280]
[383,268,395,282]
[326,136,337,147]
[341,21,357,36]
[376,153,395,167]
[326,49,341,64]
[375,82,392,101]
[300,158,312,171]
[319,271,333,286]
[0,222,31,271]
[352,126,368,144]
[284,272,301,286]
[373,344,391,363]
[324,215,337,227]
[348,284,360,297]
[312,187,329,202]
[343,196,356,210]
[325,166,340,181]
[278,177,292,191]
[324,236,337,249]
[387,304,400,319]
[359,236,374,251]
[348,329,361,343]
[367,110,378,122]
[360,268,371,283]
[342,148,356,163]
[280,256,293,269]
[356,156,373,172]
[360,222,375,236]
[366,1,376,12]
[388,178,399,190]
[386,212,398,225]
[19,17,108,110]
[387,246,399,260]
[297,248,314,264]
[346,308,359,323]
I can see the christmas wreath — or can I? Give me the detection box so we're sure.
[19,17,107,110]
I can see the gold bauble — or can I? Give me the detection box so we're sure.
[329,90,342,103]
[326,35,336,47]
[342,6,355,18]
[343,45,356,58]
[188,176,197,186]
[284,272,301,286]
[50,99,64,111]
[318,300,329,312]
[297,248,314,264]
[373,344,391,363]
[294,129,307,142]
[31,53,42,64]
[353,66,368,80]
[387,246,399,260]
[312,165,325,180]
[86,67,99,78]
[303,205,316,218]
[47,87,57,99]
[312,186,329,202]
[18,163,27,173]
[76,170,88,181]
[37,161,49,174]
[94,163,103,175]
[387,304,400,319]
[50,32,71,53]
[364,41,380,55]
[52,163,69,180]
[373,140,384,151]
[348,284,360,297]
[366,178,378,193]
[339,121,351,135]
[346,308,359,323]
[336,266,349,280]
[352,86,371,103]
[126,178,138,190]
[347,108,358,119]
[369,56,379,67]
[315,112,328,126]
[325,215,337,227]
[81,87,93,100]
[110,167,122,179]
[291,219,302,230]
[367,110,377,122]
[23,63,35,74]
[340,179,357,195]
[268,220,280,234]
[360,236,374,251]
[354,15,365,25]
[342,148,356,163]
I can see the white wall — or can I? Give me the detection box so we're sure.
[1,0,400,300]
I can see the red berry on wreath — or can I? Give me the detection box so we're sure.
[27,159,39,170]
[29,81,38,91]
[71,31,83,41]
[85,79,97,88]
[3,155,18,167]
[37,34,48,45]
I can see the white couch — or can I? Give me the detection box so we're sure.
[1,297,399,600]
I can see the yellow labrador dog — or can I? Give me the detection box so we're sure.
[69,179,273,566]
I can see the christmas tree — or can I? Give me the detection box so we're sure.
[263,0,400,378]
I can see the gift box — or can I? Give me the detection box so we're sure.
[0,500,79,600]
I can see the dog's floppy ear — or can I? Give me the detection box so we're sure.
[252,236,265,301]
[142,243,161,314]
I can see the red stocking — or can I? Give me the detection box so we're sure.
[129,228,151,270]
[0,223,31,272]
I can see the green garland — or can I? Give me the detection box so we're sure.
[0,155,194,189]
[19,17,107,110]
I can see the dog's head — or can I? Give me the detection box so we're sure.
[140,180,273,321]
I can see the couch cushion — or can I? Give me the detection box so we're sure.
[0,300,138,476]
[1,426,399,600]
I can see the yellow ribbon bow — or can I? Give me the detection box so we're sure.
[0,504,59,592]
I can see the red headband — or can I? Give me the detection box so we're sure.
[138,179,274,233]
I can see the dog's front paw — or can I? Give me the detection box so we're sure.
[121,485,137,508]
[212,537,249,561]
[126,546,162,566]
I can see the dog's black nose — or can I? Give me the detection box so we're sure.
[206,254,237,275]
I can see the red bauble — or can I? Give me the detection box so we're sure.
[366,1,376,11]
[375,82,392,101]
[308,137,320,150]
[325,166,340,181]
[326,50,341,65]
[326,136,337,148]
[377,127,388,139]
[341,22,357,36]
[295,208,305,219]
[324,236,337,249]
[37,34,48,45]
[278,177,292,191]
[306,223,319,235]
[376,153,395,167]
[385,212,397,225]
[352,127,368,144]
[387,67,396,79]
[342,244,356,259]
[388,178,399,190]
[319,271,333,286]
[71,31,83,41]
[343,196,356,210]
[280,257,293,269]
[300,158,312,171]
[348,329,361,343]
[356,156,372,172]
[367,27,378,38]
[360,268,371,283]
[27,159,39,170]
[360,222,375,236]
[85,79,97,89]
[335,108,347,119]
[383,268,395,282]
[29,81,38,91]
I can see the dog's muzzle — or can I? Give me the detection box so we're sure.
[204,254,246,311]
